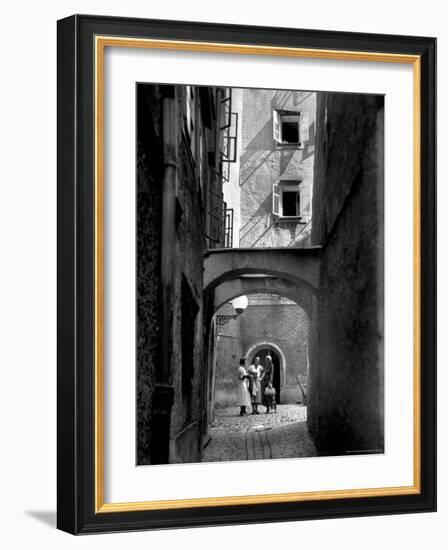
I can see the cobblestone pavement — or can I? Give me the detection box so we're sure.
[202,404,317,463]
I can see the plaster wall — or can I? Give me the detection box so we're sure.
[238,88,316,248]
[308,93,384,455]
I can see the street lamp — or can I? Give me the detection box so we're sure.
[231,295,248,315]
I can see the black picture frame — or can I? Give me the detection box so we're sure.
[57,14,436,534]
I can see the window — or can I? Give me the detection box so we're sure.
[280,115,299,144]
[273,110,309,146]
[282,189,300,217]
[222,205,234,248]
[272,181,302,219]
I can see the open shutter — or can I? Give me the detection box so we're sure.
[272,181,280,216]
[273,110,281,143]
[299,112,309,144]
[210,187,221,242]
[220,88,232,130]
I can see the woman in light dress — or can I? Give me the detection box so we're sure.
[248,356,263,414]
[237,357,252,416]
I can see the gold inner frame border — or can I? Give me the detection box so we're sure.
[94,35,421,513]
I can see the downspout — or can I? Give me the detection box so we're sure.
[151,85,177,464]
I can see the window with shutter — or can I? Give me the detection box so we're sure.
[273,110,281,143]
[281,115,300,144]
[272,110,310,146]
[220,88,232,130]
[208,182,224,245]
[274,181,303,219]
[282,190,300,217]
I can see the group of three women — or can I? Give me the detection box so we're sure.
[237,356,276,416]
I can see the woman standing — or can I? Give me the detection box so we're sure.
[248,356,263,414]
[237,357,252,416]
[261,355,274,413]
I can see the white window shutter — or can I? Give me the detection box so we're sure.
[272,181,280,216]
[185,86,191,127]
[299,112,309,144]
[273,110,281,142]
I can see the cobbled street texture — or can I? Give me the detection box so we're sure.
[202,404,317,463]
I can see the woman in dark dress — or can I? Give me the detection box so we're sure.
[261,355,274,412]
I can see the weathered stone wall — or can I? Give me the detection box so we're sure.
[308,93,384,455]
[168,86,212,463]
[238,88,316,247]
[212,303,244,408]
[137,84,226,464]
[136,85,163,465]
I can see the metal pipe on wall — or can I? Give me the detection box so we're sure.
[151,85,177,464]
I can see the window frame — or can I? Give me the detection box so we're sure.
[272,110,309,147]
[272,180,303,220]
[280,186,301,218]
[280,114,300,145]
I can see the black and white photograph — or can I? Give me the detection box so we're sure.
[136,83,384,466]
[0,0,441,543]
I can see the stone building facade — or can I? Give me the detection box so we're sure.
[212,88,315,410]
[238,88,316,248]
[137,83,232,464]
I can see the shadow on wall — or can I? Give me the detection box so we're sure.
[239,118,316,187]
[240,149,274,186]
[271,89,314,109]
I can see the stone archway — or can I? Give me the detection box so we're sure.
[245,341,287,391]
[203,246,321,296]
[204,247,319,422]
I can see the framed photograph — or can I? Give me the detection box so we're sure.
[57,14,436,534]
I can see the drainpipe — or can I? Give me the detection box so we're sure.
[151,85,177,464]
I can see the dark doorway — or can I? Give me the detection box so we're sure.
[255,348,282,405]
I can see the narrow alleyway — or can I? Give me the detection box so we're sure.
[202,405,316,462]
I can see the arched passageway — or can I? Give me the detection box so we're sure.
[203,291,316,464]
[209,290,309,412]
[245,343,285,404]
[202,246,319,462]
